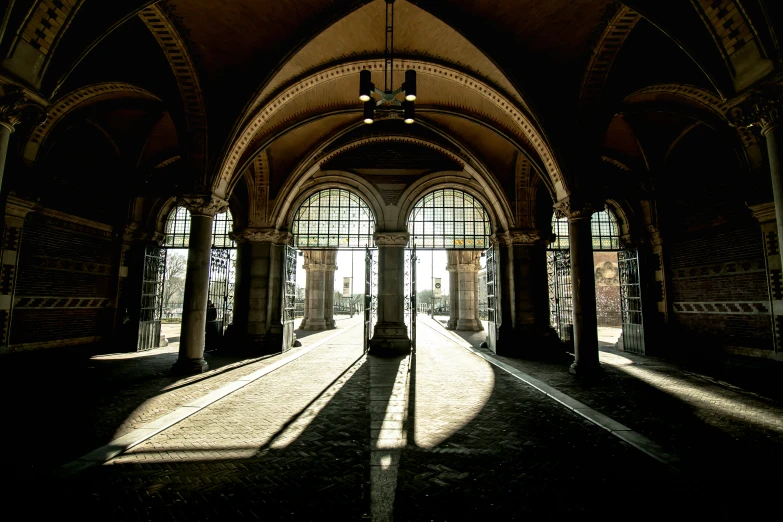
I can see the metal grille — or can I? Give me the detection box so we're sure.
[405,247,417,352]
[164,207,235,248]
[591,210,620,250]
[549,209,620,251]
[619,250,645,354]
[408,189,491,249]
[547,250,573,341]
[208,249,234,324]
[164,206,191,247]
[486,245,500,350]
[212,211,236,248]
[282,245,298,324]
[292,189,376,249]
[364,248,378,352]
[139,246,166,351]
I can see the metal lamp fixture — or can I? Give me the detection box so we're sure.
[358,0,417,124]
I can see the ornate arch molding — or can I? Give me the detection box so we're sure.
[139,5,208,180]
[396,175,510,234]
[215,59,566,200]
[580,6,641,114]
[318,136,466,169]
[22,82,160,165]
[621,83,761,168]
[276,172,386,232]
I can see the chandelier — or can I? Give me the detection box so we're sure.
[358,0,417,124]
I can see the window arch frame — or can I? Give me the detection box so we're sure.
[291,188,377,249]
[406,188,492,250]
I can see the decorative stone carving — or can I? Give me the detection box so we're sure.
[727,87,783,135]
[495,229,552,246]
[0,84,46,131]
[374,231,410,246]
[646,225,663,247]
[304,263,338,272]
[178,194,229,217]
[553,197,603,219]
[230,227,292,245]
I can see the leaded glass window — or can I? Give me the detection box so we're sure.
[407,189,491,249]
[291,189,376,248]
[549,208,620,251]
[164,206,235,248]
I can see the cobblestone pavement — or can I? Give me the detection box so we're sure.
[1,316,361,482]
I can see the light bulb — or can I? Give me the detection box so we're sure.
[405,94,416,101]
[364,118,374,124]
[404,117,414,124]
[360,94,371,102]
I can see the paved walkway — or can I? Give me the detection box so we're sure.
[4,314,782,519]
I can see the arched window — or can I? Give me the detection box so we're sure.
[164,206,236,248]
[408,189,491,249]
[549,208,620,251]
[292,188,375,248]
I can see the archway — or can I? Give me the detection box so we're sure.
[547,207,644,353]
[289,188,378,349]
[406,188,497,350]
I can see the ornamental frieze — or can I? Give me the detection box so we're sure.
[230,228,292,245]
[178,194,229,217]
[374,232,410,246]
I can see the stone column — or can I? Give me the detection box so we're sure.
[0,84,46,192]
[555,199,601,376]
[299,250,338,330]
[172,195,228,374]
[447,250,483,331]
[445,259,459,330]
[749,203,783,356]
[369,231,411,356]
[229,228,291,353]
[0,195,36,353]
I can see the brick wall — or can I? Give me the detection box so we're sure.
[9,211,118,350]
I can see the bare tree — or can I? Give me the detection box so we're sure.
[163,253,187,307]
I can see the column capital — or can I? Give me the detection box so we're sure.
[230,227,291,245]
[748,201,776,224]
[5,194,37,220]
[177,194,229,217]
[494,228,553,246]
[553,197,603,219]
[374,231,409,246]
[0,84,47,131]
[727,86,783,135]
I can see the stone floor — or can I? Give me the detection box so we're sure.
[3,314,783,519]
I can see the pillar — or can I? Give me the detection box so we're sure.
[299,250,337,330]
[447,250,483,331]
[555,199,601,376]
[229,228,291,353]
[368,231,411,356]
[446,260,459,329]
[0,196,36,353]
[172,195,228,374]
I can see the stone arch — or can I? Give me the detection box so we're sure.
[277,172,386,233]
[138,5,208,178]
[214,59,567,201]
[397,175,508,235]
[22,82,161,165]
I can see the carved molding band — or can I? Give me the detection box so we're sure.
[673,301,769,315]
[374,232,410,246]
[231,228,292,245]
[178,195,229,217]
[495,229,551,246]
[303,263,338,272]
[446,262,481,273]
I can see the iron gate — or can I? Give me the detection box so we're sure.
[486,246,500,351]
[282,244,298,351]
[364,248,378,352]
[404,247,417,352]
[208,248,233,340]
[139,246,166,351]
[618,249,645,354]
[547,250,573,341]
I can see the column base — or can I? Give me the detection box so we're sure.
[326,319,336,330]
[493,325,567,360]
[446,318,457,330]
[171,357,209,375]
[299,319,328,331]
[368,322,411,357]
[456,319,484,332]
[568,361,603,378]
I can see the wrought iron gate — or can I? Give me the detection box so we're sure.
[208,248,233,340]
[404,247,417,352]
[618,249,645,354]
[282,244,298,351]
[547,250,573,341]
[139,246,166,351]
[485,246,500,351]
[364,248,378,352]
